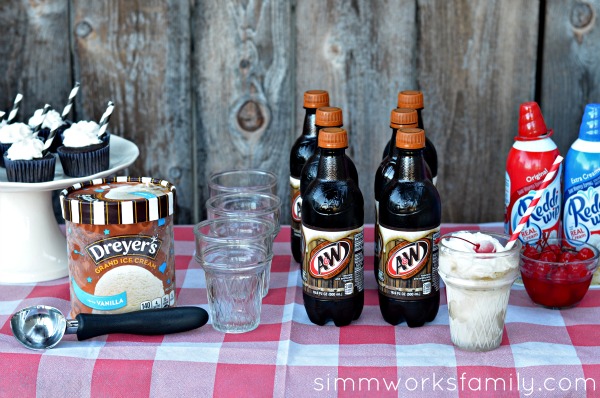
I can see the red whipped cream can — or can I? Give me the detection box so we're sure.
[60,177,177,316]
[505,102,561,244]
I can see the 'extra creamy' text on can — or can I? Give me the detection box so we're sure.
[60,177,176,317]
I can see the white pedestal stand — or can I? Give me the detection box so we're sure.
[0,136,139,283]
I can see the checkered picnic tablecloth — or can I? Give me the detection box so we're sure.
[1,223,600,398]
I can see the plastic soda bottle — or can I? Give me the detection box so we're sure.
[386,91,438,185]
[301,127,364,326]
[377,128,441,327]
[374,108,419,280]
[300,107,359,197]
[290,90,329,263]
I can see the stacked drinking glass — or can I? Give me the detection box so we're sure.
[194,170,281,333]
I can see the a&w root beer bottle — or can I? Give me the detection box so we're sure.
[378,128,441,327]
[301,127,364,326]
[290,90,330,263]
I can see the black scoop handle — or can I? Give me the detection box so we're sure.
[75,306,209,341]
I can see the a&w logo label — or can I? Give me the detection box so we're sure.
[386,239,430,279]
[309,239,352,279]
[291,191,302,222]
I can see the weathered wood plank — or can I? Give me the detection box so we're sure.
[192,0,294,220]
[541,0,600,156]
[294,0,418,224]
[0,0,71,121]
[418,0,540,223]
[71,0,193,222]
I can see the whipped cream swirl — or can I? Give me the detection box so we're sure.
[62,121,102,148]
[28,108,64,131]
[6,136,45,160]
[0,123,33,144]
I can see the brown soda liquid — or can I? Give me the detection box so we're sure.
[300,108,359,198]
[387,93,438,184]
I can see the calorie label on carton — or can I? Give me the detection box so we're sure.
[377,225,440,299]
[301,225,364,299]
[290,176,302,239]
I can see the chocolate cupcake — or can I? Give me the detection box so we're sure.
[3,136,56,182]
[28,108,69,153]
[0,122,33,168]
[57,121,110,177]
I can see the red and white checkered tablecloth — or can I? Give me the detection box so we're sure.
[1,224,600,397]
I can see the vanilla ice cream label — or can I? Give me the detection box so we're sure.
[301,225,364,299]
[377,225,440,299]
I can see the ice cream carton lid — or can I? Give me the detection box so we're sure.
[60,176,176,225]
[579,104,600,142]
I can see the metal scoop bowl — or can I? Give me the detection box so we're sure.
[10,305,209,350]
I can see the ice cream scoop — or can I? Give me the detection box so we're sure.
[10,305,208,350]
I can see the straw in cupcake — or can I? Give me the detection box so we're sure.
[7,93,23,123]
[61,82,80,119]
[32,104,52,137]
[41,121,61,157]
[97,101,114,140]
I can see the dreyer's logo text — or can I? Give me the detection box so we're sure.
[86,235,161,264]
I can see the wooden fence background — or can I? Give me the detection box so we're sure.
[1,0,599,225]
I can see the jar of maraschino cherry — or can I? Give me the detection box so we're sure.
[520,238,599,309]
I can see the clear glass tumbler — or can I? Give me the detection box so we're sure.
[208,169,278,197]
[206,193,281,297]
[194,218,274,333]
[438,231,522,351]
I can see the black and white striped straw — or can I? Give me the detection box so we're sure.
[41,125,59,157]
[32,104,52,136]
[7,93,23,123]
[61,82,80,118]
[97,101,114,139]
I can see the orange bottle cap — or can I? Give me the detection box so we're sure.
[316,107,343,127]
[396,128,425,149]
[318,127,348,149]
[390,108,418,129]
[397,90,424,109]
[304,90,330,108]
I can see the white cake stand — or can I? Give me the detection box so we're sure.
[0,136,139,283]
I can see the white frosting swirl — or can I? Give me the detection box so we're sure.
[62,121,102,147]
[6,136,45,160]
[28,108,64,131]
[0,123,33,144]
